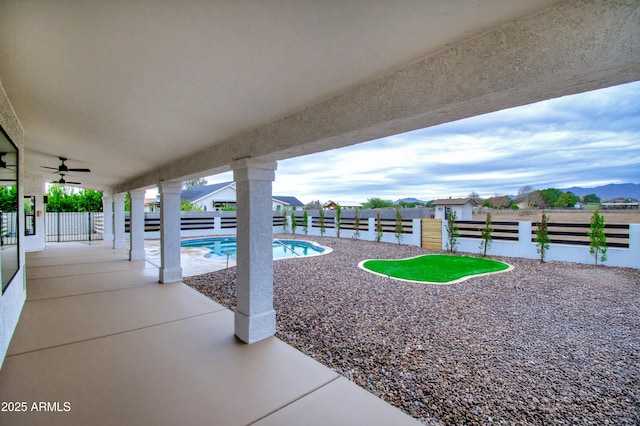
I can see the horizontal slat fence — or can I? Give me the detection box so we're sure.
[457,220,519,242]
[531,222,630,248]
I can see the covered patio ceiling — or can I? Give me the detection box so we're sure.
[0,1,638,193]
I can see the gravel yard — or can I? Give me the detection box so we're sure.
[184,235,640,425]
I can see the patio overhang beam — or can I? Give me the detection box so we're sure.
[111,0,640,194]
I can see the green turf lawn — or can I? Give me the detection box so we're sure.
[361,254,511,283]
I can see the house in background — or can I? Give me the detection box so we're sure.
[182,182,237,211]
[324,200,363,210]
[144,196,160,212]
[433,198,478,221]
[181,182,304,211]
[273,196,305,211]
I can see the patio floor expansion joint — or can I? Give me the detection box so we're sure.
[25,282,159,301]
[6,310,226,358]
[247,375,342,425]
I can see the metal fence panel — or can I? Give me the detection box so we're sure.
[46,212,104,242]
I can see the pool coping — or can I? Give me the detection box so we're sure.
[180,237,333,261]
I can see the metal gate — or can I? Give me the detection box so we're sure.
[46,212,104,242]
[421,218,442,250]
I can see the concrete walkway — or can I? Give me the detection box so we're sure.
[0,242,420,426]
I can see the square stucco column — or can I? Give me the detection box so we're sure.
[129,189,146,261]
[113,193,126,249]
[159,181,182,283]
[102,195,114,242]
[233,159,277,344]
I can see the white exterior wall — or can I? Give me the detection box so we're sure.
[193,186,236,211]
[434,204,473,221]
[0,81,26,370]
[272,200,289,211]
[22,172,46,252]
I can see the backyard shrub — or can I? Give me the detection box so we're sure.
[534,210,550,262]
[290,212,297,235]
[302,210,309,235]
[446,210,459,253]
[319,208,326,236]
[479,212,493,257]
[588,208,607,265]
[353,208,360,240]
[376,211,383,242]
[394,206,404,244]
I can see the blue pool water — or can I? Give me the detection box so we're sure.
[181,238,326,260]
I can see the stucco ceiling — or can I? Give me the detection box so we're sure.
[0,0,608,191]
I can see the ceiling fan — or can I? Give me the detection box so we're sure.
[50,173,81,185]
[41,157,91,174]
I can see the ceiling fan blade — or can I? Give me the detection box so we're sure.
[41,166,59,170]
[68,168,91,172]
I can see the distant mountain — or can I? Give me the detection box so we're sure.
[562,183,640,201]
[394,197,428,204]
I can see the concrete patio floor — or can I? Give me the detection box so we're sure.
[0,242,420,426]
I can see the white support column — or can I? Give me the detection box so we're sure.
[102,194,114,242]
[113,193,126,249]
[233,159,277,344]
[159,181,182,283]
[129,189,146,261]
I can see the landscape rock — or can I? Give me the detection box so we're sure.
[184,235,640,425]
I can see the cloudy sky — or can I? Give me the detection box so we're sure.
[206,80,640,204]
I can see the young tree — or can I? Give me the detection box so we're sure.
[282,210,288,233]
[290,212,297,235]
[302,210,309,235]
[588,208,607,265]
[534,210,550,262]
[353,208,360,240]
[319,208,326,236]
[394,206,404,244]
[446,210,460,253]
[479,212,493,257]
[375,211,383,242]
[335,204,342,238]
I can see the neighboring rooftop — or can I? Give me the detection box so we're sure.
[181,182,235,203]
[432,198,479,206]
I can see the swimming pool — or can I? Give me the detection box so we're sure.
[181,237,329,260]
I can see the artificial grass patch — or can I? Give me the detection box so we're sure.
[360,254,511,284]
